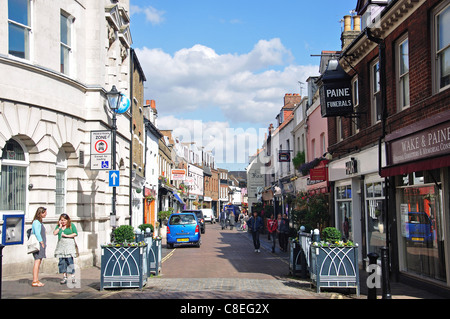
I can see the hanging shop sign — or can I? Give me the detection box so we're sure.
[318,59,353,117]
[171,169,186,181]
[278,150,291,162]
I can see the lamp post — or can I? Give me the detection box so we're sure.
[106,85,121,241]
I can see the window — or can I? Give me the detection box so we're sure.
[397,36,410,109]
[0,139,28,212]
[336,185,352,241]
[55,149,67,215]
[365,181,386,256]
[371,60,382,123]
[60,12,72,74]
[433,1,450,91]
[396,170,446,282]
[336,117,343,142]
[8,0,31,59]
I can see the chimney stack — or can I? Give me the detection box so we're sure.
[341,14,361,50]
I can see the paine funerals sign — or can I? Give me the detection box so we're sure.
[318,59,353,117]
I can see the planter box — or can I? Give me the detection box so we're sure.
[148,238,162,275]
[100,245,148,290]
[310,245,360,296]
[289,239,308,278]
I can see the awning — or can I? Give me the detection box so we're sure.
[172,191,185,204]
[380,155,450,177]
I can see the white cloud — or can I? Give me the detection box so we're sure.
[135,38,319,165]
[158,116,266,165]
[135,38,319,126]
[130,5,165,25]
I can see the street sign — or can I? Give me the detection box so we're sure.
[90,131,112,170]
[109,170,120,187]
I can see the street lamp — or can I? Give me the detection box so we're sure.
[106,85,121,240]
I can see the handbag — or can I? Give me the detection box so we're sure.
[27,229,40,254]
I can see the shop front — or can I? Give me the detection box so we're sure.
[329,145,386,263]
[381,111,450,287]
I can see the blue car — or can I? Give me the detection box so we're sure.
[166,212,201,248]
[406,212,433,246]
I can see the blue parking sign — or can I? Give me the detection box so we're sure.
[109,170,120,187]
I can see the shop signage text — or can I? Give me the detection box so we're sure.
[387,121,450,165]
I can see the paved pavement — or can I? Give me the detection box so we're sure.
[1,224,446,301]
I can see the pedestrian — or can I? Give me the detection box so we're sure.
[229,210,235,230]
[277,213,289,252]
[247,211,263,252]
[31,207,47,287]
[53,213,78,284]
[267,214,278,253]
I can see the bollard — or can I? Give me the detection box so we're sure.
[0,244,4,299]
[380,247,392,299]
[367,252,379,299]
[312,229,320,243]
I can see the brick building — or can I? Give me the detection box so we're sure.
[326,0,450,293]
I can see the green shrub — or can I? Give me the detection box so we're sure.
[138,223,154,233]
[322,227,341,243]
[114,225,135,243]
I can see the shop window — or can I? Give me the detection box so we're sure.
[8,0,32,60]
[336,185,352,241]
[396,170,446,282]
[0,139,28,212]
[365,181,386,256]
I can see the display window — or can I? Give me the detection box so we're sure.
[336,185,352,241]
[396,169,446,282]
[365,180,386,256]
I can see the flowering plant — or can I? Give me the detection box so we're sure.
[101,241,147,248]
[312,240,357,247]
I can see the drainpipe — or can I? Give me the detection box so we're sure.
[365,28,391,299]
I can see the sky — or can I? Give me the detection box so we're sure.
[129,0,358,171]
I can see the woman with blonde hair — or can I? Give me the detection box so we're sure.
[53,213,78,284]
[31,207,47,287]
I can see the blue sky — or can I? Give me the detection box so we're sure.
[129,0,357,170]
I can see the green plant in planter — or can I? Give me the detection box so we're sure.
[321,227,341,243]
[114,225,135,243]
[138,223,154,233]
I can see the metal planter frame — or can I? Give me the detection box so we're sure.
[310,245,360,296]
[100,245,148,290]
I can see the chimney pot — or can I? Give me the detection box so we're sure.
[353,15,361,31]
[344,15,351,32]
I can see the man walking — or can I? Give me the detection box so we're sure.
[248,211,263,252]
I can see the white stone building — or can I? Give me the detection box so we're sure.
[0,0,132,275]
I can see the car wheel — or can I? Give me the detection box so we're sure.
[167,243,173,249]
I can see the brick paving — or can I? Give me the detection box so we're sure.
[1,223,445,300]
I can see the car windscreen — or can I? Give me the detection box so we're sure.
[169,214,197,225]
